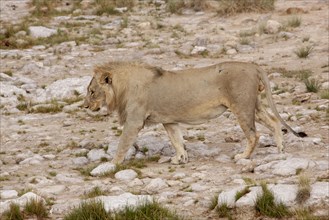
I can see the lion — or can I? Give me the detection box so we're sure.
[84,61,304,165]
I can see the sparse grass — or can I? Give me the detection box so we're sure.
[295,45,313,58]
[235,187,250,201]
[64,200,183,220]
[239,37,251,45]
[320,90,329,99]
[3,70,13,77]
[64,200,109,220]
[1,203,24,220]
[24,198,48,219]
[30,101,63,114]
[65,140,79,149]
[255,183,290,218]
[216,203,233,219]
[94,0,117,15]
[121,16,128,29]
[83,186,107,199]
[258,22,267,35]
[49,171,57,177]
[271,68,312,80]
[285,16,302,28]
[18,188,33,197]
[75,164,97,177]
[208,193,219,211]
[293,207,319,220]
[304,78,321,93]
[167,0,185,14]
[16,103,29,111]
[239,29,256,37]
[197,134,205,141]
[296,175,311,204]
[217,0,275,16]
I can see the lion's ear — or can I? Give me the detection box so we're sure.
[104,76,112,84]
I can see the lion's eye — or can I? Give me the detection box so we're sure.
[90,90,95,96]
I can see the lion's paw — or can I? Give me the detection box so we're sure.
[171,150,188,165]
[234,153,249,161]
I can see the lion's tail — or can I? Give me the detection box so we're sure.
[257,68,302,137]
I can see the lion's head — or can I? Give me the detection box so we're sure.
[83,77,106,111]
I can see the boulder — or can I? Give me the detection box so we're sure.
[29,26,57,38]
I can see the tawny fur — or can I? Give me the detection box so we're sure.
[84,61,300,165]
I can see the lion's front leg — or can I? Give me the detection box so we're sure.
[112,121,143,164]
[163,123,188,165]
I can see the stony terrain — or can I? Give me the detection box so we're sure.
[0,0,328,219]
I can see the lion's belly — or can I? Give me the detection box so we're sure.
[147,104,228,125]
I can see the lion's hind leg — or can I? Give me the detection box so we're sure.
[163,123,188,165]
[256,103,284,153]
[231,109,259,160]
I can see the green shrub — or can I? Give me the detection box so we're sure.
[295,45,313,58]
[255,183,290,218]
[24,199,48,218]
[304,78,321,93]
[1,203,24,220]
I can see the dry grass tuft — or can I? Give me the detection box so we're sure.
[217,0,275,16]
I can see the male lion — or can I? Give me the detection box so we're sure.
[84,61,303,165]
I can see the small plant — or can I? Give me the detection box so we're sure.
[216,203,233,219]
[3,70,13,76]
[217,0,275,16]
[304,78,321,93]
[197,134,205,141]
[208,193,219,210]
[255,183,290,218]
[235,187,250,201]
[64,200,182,220]
[84,186,107,198]
[296,175,311,204]
[65,140,79,149]
[320,89,329,99]
[48,171,57,177]
[293,207,319,220]
[239,37,250,45]
[64,200,109,220]
[94,0,117,15]
[294,45,313,58]
[286,16,302,28]
[24,198,48,219]
[2,203,24,220]
[167,0,185,14]
[121,16,128,29]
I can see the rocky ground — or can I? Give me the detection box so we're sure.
[0,0,328,219]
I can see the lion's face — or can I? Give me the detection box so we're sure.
[83,77,105,111]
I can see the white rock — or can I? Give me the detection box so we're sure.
[1,192,45,214]
[72,157,89,165]
[93,193,152,212]
[191,183,208,192]
[35,76,91,102]
[144,178,168,194]
[29,26,57,38]
[321,81,329,89]
[187,142,221,157]
[226,48,237,55]
[173,172,186,180]
[269,184,298,206]
[235,186,262,207]
[87,149,110,162]
[55,174,83,183]
[90,162,116,176]
[0,190,18,199]
[271,158,316,176]
[191,46,207,55]
[19,155,44,165]
[215,154,231,163]
[38,185,66,195]
[258,134,276,147]
[128,178,144,187]
[218,186,245,208]
[115,169,138,181]
[265,20,282,34]
[307,182,329,206]
[157,191,177,203]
